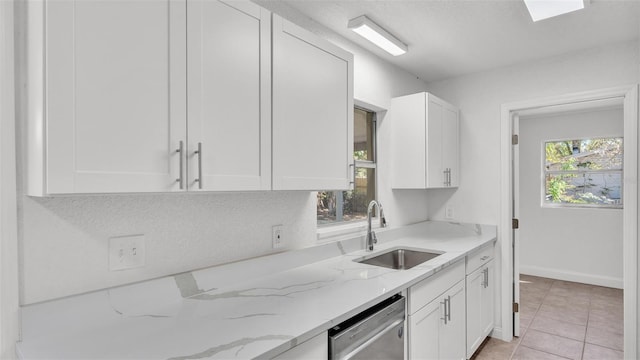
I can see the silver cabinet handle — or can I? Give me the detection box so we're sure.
[481,267,489,288]
[443,168,451,186]
[481,268,486,288]
[480,255,490,261]
[440,300,448,325]
[176,141,184,189]
[447,295,452,322]
[194,142,203,189]
[485,268,489,288]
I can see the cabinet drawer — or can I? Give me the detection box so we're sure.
[408,259,464,315]
[466,244,494,275]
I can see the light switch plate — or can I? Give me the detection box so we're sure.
[109,234,145,271]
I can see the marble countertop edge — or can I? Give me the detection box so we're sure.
[16,221,497,360]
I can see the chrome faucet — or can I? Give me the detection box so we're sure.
[366,200,387,251]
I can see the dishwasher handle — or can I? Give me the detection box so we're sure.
[338,318,404,360]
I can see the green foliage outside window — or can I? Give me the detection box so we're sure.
[544,138,622,207]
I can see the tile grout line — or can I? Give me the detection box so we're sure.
[493,276,623,360]
[510,278,554,359]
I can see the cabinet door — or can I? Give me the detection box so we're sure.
[391,93,427,189]
[442,105,459,187]
[440,280,466,360]
[465,266,485,358]
[409,299,441,360]
[44,0,186,194]
[426,97,444,188]
[187,0,270,191]
[272,15,354,190]
[481,261,495,337]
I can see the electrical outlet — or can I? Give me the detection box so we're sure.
[445,206,455,219]
[272,225,283,249]
[109,234,145,271]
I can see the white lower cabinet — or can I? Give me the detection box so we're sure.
[465,246,495,358]
[408,261,466,360]
[270,332,327,360]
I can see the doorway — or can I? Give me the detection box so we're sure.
[499,85,639,358]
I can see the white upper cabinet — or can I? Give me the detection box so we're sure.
[271,15,354,191]
[187,1,271,191]
[26,0,187,196]
[25,2,354,195]
[391,92,459,189]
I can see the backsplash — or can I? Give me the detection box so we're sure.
[19,191,316,304]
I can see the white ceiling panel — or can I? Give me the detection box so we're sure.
[255,0,640,82]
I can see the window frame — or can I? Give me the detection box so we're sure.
[316,105,381,242]
[541,136,623,209]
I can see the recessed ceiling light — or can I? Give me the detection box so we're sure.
[347,15,408,56]
[524,0,586,22]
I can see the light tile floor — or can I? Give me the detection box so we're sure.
[472,275,623,360]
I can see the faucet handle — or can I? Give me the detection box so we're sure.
[371,231,378,244]
[378,203,387,228]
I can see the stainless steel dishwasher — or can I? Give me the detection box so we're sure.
[328,294,405,360]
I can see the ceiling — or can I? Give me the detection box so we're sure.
[255,0,640,83]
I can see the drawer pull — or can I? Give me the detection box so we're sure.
[480,255,490,261]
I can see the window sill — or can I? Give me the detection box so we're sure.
[317,220,382,243]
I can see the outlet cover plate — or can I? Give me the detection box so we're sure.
[272,225,283,249]
[445,206,455,219]
[109,234,145,271]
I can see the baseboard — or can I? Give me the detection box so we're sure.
[489,327,505,342]
[520,265,623,289]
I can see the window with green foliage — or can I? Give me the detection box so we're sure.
[317,108,376,225]
[544,137,623,208]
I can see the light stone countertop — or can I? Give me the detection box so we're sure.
[16,221,497,360]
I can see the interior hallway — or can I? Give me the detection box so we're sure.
[473,275,623,359]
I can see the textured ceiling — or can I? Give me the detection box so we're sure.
[256,0,640,83]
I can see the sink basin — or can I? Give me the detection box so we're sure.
[356,248,442,270]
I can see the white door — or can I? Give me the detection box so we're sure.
[440,280,466,360]
[45,0,186,194]
[271,15,354,190]
[187,0,270,191]
[512,114,521,336]
[409,299,441,360]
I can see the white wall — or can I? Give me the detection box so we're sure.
[426,40,639,225]
[425,39,639,337]
[17,5,430,304]
[519,107,623,288]
[1,0,20,356]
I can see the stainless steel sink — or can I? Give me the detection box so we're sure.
[356,248,442,270]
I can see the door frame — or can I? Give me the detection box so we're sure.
[499,85,638,358]
[0,0,20,357]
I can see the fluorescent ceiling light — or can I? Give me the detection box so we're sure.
[524,0,585,22]
[348,15,407,56]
